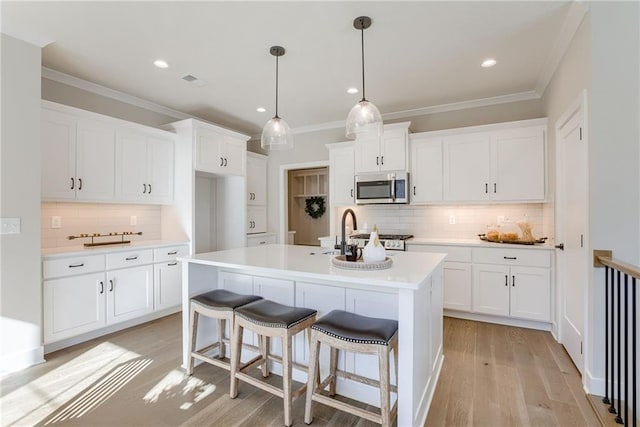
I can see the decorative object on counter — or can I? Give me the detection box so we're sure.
[478,233,547,245]
[517,215,535,242]
[68,231,142,247]
[261,46,293,151]
[331,255,392,270]
[363,225,386,262]
[345,16,383,139]
[344,243,362,261]
[304,196,325,219]
[498,218,519,241]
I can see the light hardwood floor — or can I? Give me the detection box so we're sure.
[1,314,599,426]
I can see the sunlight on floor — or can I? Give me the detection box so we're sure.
[143,368,216,410]
[1,341,141,426]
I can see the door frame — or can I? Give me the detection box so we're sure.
[279,160,329,245]
[554,88,589,376]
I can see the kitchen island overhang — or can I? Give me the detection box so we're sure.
[179,244,445,427]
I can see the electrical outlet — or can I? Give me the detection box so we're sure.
[449,215,456,225]
[1,217,21,234]
[51,216,61,229]
[130,215,137,226]
[497,215,505,224]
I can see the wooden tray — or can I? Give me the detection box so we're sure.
[331,255,393,270]
[478,234,547,245]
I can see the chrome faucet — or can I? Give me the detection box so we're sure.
[335,208,357,255]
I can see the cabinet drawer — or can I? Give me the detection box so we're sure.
[154,245,189,263]
[106,249,153,270]
[408,244,471,263]
[247,234,277,247]
[43,254,106,279]
[472,247,550,268]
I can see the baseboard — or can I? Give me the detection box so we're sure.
[444,310,552,331]
[585,368,606,396]
[1,345,45,374]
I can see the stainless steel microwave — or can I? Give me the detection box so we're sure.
[355,172,409,204]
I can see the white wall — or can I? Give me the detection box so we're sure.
[0,34,44,372]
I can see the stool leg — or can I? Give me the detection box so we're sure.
[379,345,391,427]
[329,347,338,396]
[229,319,243,399]
[186,305,198,375]
[217,318,225,360]
[305,330,320,425]
[282,331,293,427]
[393,340,399,390]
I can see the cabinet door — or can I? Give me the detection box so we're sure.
[491,127,545,201]
[195,129,223,174]
[247,206,266,234]
[76,119,116,201]
[106,265,153,324]
[443,261,472,311]
[115,130,148,201]
[443,133,491,201]
[380,129,407,171]
[41,109,77,200]
[430,267,444,373]
[147,136,175,203]
[247,154,267,205]
[329,144,355,206]
[43,273,106,343]
[410,137,443,203]
[509,266,551,321]
[472,263,509,316]
[154,260,182,310]
[218,271,254,347]
[254,277,294,360]
[221,136,246,176]
[354,136,381,173]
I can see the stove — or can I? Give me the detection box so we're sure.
[349,233,414,251]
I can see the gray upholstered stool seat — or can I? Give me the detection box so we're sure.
[230,299,318,427]
[305,310,399,427]
[187,289,262,375]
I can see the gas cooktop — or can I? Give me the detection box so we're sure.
[349,233,414,251]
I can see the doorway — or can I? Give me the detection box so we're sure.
[555,90,588,374]
[287,167,329,246]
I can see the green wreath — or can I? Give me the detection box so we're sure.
[305,196,326,219]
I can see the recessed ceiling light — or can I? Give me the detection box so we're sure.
[256,107,266,113]
[481,58,497,68]
[153,59,169,69]
[347,87,359,94]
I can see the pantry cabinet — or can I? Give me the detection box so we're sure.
[354,123,410,174]
[195,126,246,176]
[328,142,355,206]
[247,152,267,205]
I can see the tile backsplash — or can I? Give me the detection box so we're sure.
[41,202,161,249]
[333,203,551,241]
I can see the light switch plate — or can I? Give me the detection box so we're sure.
[130,216,137,226]
[1,217,21,234]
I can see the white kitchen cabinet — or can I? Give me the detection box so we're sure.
[195,127,246,176]
[153,245,188,311]
[115,128,174,203]
[328,142,355,206]
[247,152,267,205]
[246,233,277,247]
[41,107,116,201]
[106,265,154,324]
[442,121,546,202]
[354,123,410,174]
[410,136,443,203]
[247,206,267,234]
[442,262,472,311]
[472,263,511,316]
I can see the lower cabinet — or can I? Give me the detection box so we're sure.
[246,233,277,247]
[106,265,154,324]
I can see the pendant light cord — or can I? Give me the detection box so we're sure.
[360,24,367,102]
[274,53,280,119]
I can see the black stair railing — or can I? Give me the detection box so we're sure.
[595,250,638,427]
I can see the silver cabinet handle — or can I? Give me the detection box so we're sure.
[69,263,84,268]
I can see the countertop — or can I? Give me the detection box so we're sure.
[319,235,554,251]
[179,244,446,291]
[42,239,190,259]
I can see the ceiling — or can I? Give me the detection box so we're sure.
[2,1,576,136]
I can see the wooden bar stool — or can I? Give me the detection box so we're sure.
[186,289,262,374]
[230,299,318,427]
[304,310,399,427]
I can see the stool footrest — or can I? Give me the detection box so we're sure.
[312,393,382,424]
[191,351,230,371]
[235,371,284,398]
[333,369,398,393]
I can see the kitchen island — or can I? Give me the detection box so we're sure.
[179,244,445,426]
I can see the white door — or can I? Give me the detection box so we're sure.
[556,92,588,373]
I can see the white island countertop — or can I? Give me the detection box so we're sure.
[180,244,446,291]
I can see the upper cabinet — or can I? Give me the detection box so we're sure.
[41,101,175,204]
[195,126,247,176]
[115,129,174,203]
[354,122,410,174]
[327,142,355,206]
[409,118,547,204]
[41,107,116,201]
[247,152,267,206]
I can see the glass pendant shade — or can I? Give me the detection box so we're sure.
[261,116,293,151]
[345,99,383,139]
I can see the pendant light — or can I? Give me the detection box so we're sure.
[345,16,383,140]
[261,46,293,151]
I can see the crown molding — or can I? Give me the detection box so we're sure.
[535,1,590,96]
[41,67,192,121]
